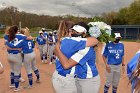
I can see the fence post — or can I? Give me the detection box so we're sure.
[124,27,126,39]
[137,27,140,40]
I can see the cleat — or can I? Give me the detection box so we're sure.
[13,88,20,92]
[36,79,40,83]
[23,85,32,89]
[9,84,15,88]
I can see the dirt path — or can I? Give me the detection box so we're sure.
[0,39,139,93]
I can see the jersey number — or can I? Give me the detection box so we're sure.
[116,54,120,59]
[28,42,32,49]
[39,38,43,42]
[14,38,18,45]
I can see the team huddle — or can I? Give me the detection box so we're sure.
[1,20,140,93]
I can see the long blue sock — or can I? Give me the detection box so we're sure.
[14,75,20,88]
[45,54,47,60]
[28,73,33,86]
[10,72,14,84]
[52,54,56,60]
[34,69,40,80]
[45,56,47,60]
[51,57,53,62]
[112,86,117,93]
[104,85,109,93]
[19,73,21,79]
[41,56,43,60]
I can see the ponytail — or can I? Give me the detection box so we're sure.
[8,25,18,42]
[57,20,74,41]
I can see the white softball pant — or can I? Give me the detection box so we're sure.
[76,75,100,93]
[38,44,47,60]
[48,45,55,59]
[105,64,121,88]
[52,70,77,93]
[23,52,38,74]
[7,53,22,75]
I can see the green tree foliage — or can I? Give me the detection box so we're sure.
[102,0,140,25]
[102,12,118,25]
[126,0,140,24]
[0,0,139,30]
[116,8,128,25]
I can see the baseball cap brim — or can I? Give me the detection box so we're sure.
[39,31,43,34]
[114,33,122,38]
[72,25,87,33]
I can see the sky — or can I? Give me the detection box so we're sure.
[0,0,133,17]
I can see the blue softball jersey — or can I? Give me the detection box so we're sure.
[54,34,58,43]
[55,37,87,77]
[36,36,46,45]
[6,40,34,54]
[127,50,140,92]
[18,40,34,54]
[71,47,98,79]
[103,42,124,65]
[4,34,27,54]
[127,50,140,77]
[43,32,48,38]
[48,35,55,46]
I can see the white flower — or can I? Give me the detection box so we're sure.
[88,21,111,37]
[88,26,101,38]
[104,25,111,36]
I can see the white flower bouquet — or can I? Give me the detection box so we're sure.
[88,21,115,43]
[87,21,115,64]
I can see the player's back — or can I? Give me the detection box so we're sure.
[20,40,34,54]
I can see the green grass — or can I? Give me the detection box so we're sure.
[121,39,137,42]
[30,32,38,37]
[0,32,4,38]
[30,27,41,33]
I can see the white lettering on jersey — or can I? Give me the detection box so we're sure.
[109,50,123,54]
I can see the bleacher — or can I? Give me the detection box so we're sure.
[111,25,140,40]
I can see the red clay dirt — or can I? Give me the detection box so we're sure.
[0,39,139,93]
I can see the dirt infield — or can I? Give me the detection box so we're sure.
[0,39,139,93]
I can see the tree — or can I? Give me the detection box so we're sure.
[126,0,140,24]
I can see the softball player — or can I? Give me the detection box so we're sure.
[7,28,40,87]
[20,28,40,84]
[55,24,100,93]
[47,32,55,64]
[127,50,140,93]
[42,28,48,39]
[4,25,32,92]
[102,33,125,93]
[36,31,47,63]
[51,31,58,63]
[52,24,99,93]
[53,30,58,43]
[42,28,48,56]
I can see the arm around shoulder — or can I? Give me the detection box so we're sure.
[26,36,33,40]
[86,37,99,47]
